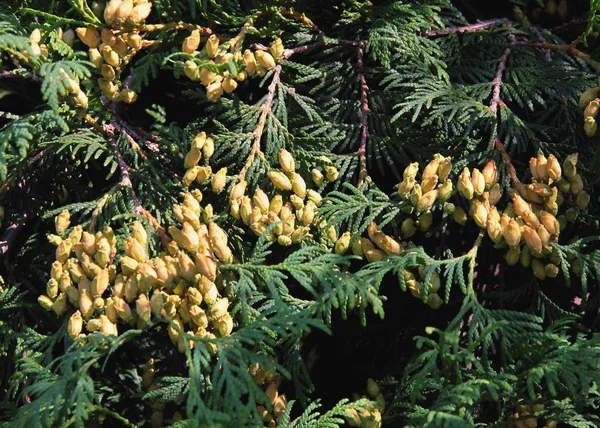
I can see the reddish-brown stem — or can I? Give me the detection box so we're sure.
[425,18,510,37]
[238,65,282,181]
[140,207,171,248]
[103,123,142,214]
[494,138,520,185]
[490,48,511,116]
[0,70,42,83]
[356,40,370,188]
[516,41,600,72]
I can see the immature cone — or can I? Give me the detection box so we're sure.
[221,78,237,93]
[136,294,151,322]
[104,0,121,26]
[128,2,153,25]
[291,173,307,198]
[457,168,474,199]
[546,154,561,181]
[212,167,227,193]
[503,218,521,248]
[76,26,100,48]
[55,210,71,234]
[584,116,597,137]
[532,259,546,280]
[91,268,110,297]
[68,310,84,339]
[255,51,276,70]
[268,171,292,190]
[278,149,295,173]
[335,232,351,255]
[472,200,488,228]
[182,29,201,54]
[114,0,134,26]
[205,34,219,58]
[206,81,223,102]
[471,168,485,195]
[523,225,543,254]
[417,190,438,213]
[203,137,215,158]
[482,160,497,189]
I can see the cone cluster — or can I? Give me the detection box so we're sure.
[76,1,153,103]
[250,363,288,428]
[510,398,556,428]
[182,37,282,102]
[26,30,89,109]
[328,151,590,311]
[26,28,49,60]
[182,131,216,186]
[40,192,236,353]
[580,86,600,137]
[229,149,336,245]
[344,378,385,428]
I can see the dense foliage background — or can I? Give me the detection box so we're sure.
[1,0,600,426]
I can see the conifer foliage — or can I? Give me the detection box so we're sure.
[1,0,600,426]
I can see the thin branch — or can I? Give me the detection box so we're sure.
[0,70,42,83]
[425,18,510,37]
[489,48,511,116]
[279,8,324,35]
[140,207,170,248]
[356,40,370,188]
[121,21,213,36]
[487,49,519,186]
[516,41,600,72]
[103,123,142,214]
[493,138,520,185]
[238,65,282,181]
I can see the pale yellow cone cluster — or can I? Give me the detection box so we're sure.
[26,28,49,60]
[229,149,333,245]
[511,399,556,428]
[398,152,589,281]
[76,1,153,103]
[405,267,444,309]
[182,37,281,102]
[579,86,600,137]
[182,131,216,186]
[334,222,405,261]
[471,153,586,281]
[344,378,385,428]
[398,154,455,234]
[327,151,590,312]
[39,221,120,338]
[25,30,89,109]
[249,363,287,428]
[40,195,236,352]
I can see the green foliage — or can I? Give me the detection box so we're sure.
[0,0,599,427]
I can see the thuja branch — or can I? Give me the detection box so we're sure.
[494,138,519,185]
[103,123,141,213]
[516,41,600,72]
[425,18,510,37]
[356,40,370,188]
[238,65,282,181]
[487,48,520,187]
[82,114,169,245]
[490,48,511,117]
[122,21,212,36]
